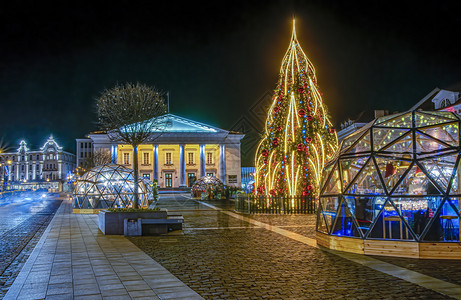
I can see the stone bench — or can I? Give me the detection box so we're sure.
[124,216,184,236]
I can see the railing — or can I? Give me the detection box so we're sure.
[235,194,317,214]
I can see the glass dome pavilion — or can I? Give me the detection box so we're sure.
[73,164,153,209]
[317,110,461,258]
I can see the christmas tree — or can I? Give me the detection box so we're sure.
[254,20,338,199]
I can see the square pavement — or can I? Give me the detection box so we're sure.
[4,199,203,300]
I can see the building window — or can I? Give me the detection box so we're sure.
[206,152,213,164]
[165,173,172,188]
[36,165,39,171]
[37,154,39,160]
[80,152,84,158]
[29,155,32,160]
[143,153,150,165]
[143,173,150,180]
[165,153,172,165]
[207,172,214,177]
[441,99,451,108]
[22,156,25,161]
[123,153,130,165]
[188,152,194,164]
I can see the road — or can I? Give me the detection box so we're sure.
[0,191,62,298]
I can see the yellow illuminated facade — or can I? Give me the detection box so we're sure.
[77,114,244,189]
[254,20,338,198]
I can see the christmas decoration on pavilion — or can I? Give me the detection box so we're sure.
[254,20,338,198]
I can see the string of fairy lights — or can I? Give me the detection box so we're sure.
[254,20,338,198]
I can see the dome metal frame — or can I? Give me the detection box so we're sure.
[318,110,461,243]
[73,164,153,209]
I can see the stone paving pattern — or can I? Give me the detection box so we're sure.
[0,199,61,298]
[4,199,203,300]
[128,195,455,299]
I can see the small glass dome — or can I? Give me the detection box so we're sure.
[73,164,154,209]
[191,176,225,199]
[318,110,461,243]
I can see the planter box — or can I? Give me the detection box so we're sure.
[98,210,168,235]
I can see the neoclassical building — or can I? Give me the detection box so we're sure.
[0,136,76,190]
[77,114,244,188]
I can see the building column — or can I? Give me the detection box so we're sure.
[220,144,226,184]
[153,145,159,182]
[111,144,118,164]
[179,144,186,187]
[200,144,205,178]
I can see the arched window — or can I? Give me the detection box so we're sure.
[441,98,452,108]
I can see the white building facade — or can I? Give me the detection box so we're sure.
[76,114,244,188]
[0,136,76,190]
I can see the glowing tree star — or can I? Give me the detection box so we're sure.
[254,20,338,200]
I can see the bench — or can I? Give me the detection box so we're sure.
[124,216,184,236]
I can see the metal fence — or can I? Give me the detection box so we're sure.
[235,194,317,214]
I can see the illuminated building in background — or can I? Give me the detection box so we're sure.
[0,135,76,191]
[254,20,338,198]
[76,114,244,189]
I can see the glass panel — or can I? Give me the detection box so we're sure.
[344,196,386,237]
[368,199,414,240]
[316,206,328,234]
[375,157,411,194]
[419,123,459,147]
[345,133,371,154]
[415,131,451,155]
[376,112,412,128]
[341,130,367,153]
[320,197,340,233]
[373,128,409,152]
[346,158,384,195]
[322,164,341,195]
[450,161,461,195]
[331,199,361,237]
[415,111,458,128]
[420,154,457,194]
[423,198,460,242]
[393,164,441,196]
[392,197,443,239]
[321,163,335,193]
[378,132,413,154]
[375,112,406,126]
[339,156,369,192]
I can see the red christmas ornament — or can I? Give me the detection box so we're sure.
[277,126,283,131]
[302,190,309,196]
[298,109,306,118]
[306,137,312,143]
[297,143,305,152]
[298,87,304,93]
[273,106,280,114]
[272,137,279,146]
[261,149,269,157]
[307,185,313,191]
[270,189,276,196]
[329,128,336,134]
[307,115,313,121]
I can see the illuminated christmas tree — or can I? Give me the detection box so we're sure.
[254,20,338,199]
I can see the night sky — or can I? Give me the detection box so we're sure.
[1,1,461,154]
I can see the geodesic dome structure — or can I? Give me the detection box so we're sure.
[318,110,461,243]
[73,164,153,209]
[191,176,224,198]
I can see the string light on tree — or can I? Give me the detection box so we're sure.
[254,19,338,199]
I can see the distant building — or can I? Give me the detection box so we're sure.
[76,114,244,189]
[337,110,390,142]
[0,135,76,191]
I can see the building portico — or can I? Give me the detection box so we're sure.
[78,114,244,188]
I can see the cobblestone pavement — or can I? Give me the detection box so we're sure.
[0,193,62,298]
[128,194,456,299]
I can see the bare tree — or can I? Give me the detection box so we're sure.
[79,149,112,175]
[97,82,167,208]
